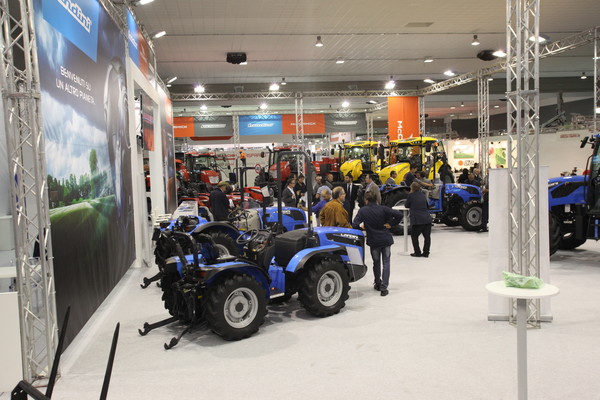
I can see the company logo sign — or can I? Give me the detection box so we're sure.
[239,115,282,135]
[43,0,100,61]
[334,120,358,126]
[200,124,227,129]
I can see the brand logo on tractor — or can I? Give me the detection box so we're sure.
[337,233,359,241]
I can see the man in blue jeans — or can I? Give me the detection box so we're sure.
[352,191,403,296]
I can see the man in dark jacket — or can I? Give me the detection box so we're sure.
[343,172,359,223]
[405,182,433,257]
[352,191,403,296]
[210,181,232,221]
[281,177,297,207]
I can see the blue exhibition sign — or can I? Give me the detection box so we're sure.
[239,115,282,135]
[126,9,139,66]
[42,0,100,62]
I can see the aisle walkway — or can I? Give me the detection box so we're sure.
[4,226,600,400]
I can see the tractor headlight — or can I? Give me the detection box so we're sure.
[548,181,560,189]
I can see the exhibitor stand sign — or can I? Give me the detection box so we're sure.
[33,0,134,344]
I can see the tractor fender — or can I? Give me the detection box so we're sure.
[284,245,367,281]
[192,221,240,241]
[203,261,271,297]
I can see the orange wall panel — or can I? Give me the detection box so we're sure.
[282,114,325,134]
[173,116,194,137]
[387,96,420,140]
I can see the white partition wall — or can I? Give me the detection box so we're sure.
[488,167,552,320]
[0,291,22,391]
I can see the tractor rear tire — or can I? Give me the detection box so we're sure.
[298,259,350,317]
[205,274,267,341]
[384,190,408,208]
[440,214,460,227]
[460,201,483,231]
[209,231,240,258]
[549,212,562,255]
[558,234,587,251]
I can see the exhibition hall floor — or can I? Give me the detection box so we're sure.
[4,226,600,400]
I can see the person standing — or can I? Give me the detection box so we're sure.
[281,177,297,207]
[405,182,432,257]
[343,173,359,223]
[385,170,398,185]
[364,174,381,205]
[403,165,418,187]
[352,191,403,296]
[210,181,232,221]
[323,173,334,190]
[239,149,247,167]
[320,186,351,228]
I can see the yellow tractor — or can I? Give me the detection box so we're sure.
[338,141,381,181]
[378,136,446,184]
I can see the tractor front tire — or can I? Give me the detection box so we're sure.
[549,212,562,255]
[440,214,460,227]
[205,274,267,341]
[298,259,350,318]
[460,201,483,231]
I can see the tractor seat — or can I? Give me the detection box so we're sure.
[274,229,308,266]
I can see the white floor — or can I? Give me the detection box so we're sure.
[4,226,600,400]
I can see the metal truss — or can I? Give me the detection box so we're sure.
[595,28,599,134]
[418,96,425,135]
[506,0,541,328]
[294,94,305,174]
[171,89,415,102]
[366,114,374,142]
[0,0,58,381]
[418,26,598,96]
[477,75,490,172]
[232,115,240,152]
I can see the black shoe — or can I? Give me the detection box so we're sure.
[410,253,422,257]
[478,227,488,232]
[374,283,381,291]
[380,289,389,296]
[422,253,429,258]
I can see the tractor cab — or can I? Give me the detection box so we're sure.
[587,135,600,214]
[339,141,380,181]
[182,150,227,190]
[379,136,446,184]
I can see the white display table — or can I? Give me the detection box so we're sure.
[486,281,560,400]
[391,205,409,254]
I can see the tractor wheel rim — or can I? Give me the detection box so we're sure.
[214,244,230,257]
[224,288,258,328]
[468,209,481,225]
[317,270,343,306]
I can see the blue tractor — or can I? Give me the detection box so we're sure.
[381,182,483,232]
[548,134,600,255]
[139,151,367,345]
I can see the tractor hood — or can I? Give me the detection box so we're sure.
[340,159,363,181]
[379,162,410,184]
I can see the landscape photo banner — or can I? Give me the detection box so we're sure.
[34,0,134,345]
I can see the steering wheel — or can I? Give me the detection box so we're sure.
[237,229,259,244]
[228,208,249,221]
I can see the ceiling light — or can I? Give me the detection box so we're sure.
[488,77,494,81]
[366,100,378,104]
[424,57,434,63]
[460,101,465,107]
[443,70,456,77]
[450,106,456,109]
[389,91,398,96]
[471,35,480,46]
[450,114,455,117]
[492,50,507,58]
[166,76,177,84]
[200,104,208,111]
[135,0,155,5]
[194,84,205,93]
[239,61,248,65]
[280,77,287,85]
[336,58,345,64]
[529,34,549,43]
[423,78,435,84]
[596,107,600,114]
[580,72,587,80]
[377,116,381,119]
[469,112,473,115]
[341,100,350,108]
[166,84,172,88]
[269,83,280,91]
[259,103,268,110]
[315,36,324,47]
[152,31,166,39]
[384,76,396,90]
[494,105,500,108]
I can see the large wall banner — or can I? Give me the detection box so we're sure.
[174,116,195,137]
[239,115,282,135]
[126,9,150,80]
[141,94,154,151]
[388,96,419,140]
[325,113,367,133]
[282,114,325,135]
[34,0,135,344]
[193,116,233,140]
[158,86,176,212]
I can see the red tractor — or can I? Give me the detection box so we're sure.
[177,151,225,191]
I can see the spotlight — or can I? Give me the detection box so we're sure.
[200,104,208,111]
[280,77,287,85]
[269,83,280,91]
[424,57,434,63]
[492,50,507,58]
[528,34,549,43]
[166,76,177,84]
[443,70,456,77]
[259,103,268,110]
[580,72,587,80]
[488,77,494,81]
[423,78,435,84]
[494,105,500,108]
[342,100,350,108]
[135,0,155,5]
[336,58,345,64]
[194,84,205,93]
[239,61,248,65]
[460,101,465,107]
[471,35,480,46]
[477,50,498,61]
[152,31,166,39]
[450,106,456,110]
[315,36,324,47]
[384,76,396,90]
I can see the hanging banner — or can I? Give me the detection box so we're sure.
[141,94,154,151]
[282,114,325,134]
[158,86,176,212]
[126,9,150,80]
[330,132,354,144]
[388,96,420,140]
[174,116,195,137]
[34,0,134,344]
[193,116,233,139]
[325,113,367,133]
[239,115,282,135]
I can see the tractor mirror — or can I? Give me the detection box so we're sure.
[580,136,589,148]
[330,149,334,155]
[425,143,432,152]
[260,151,265,158]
